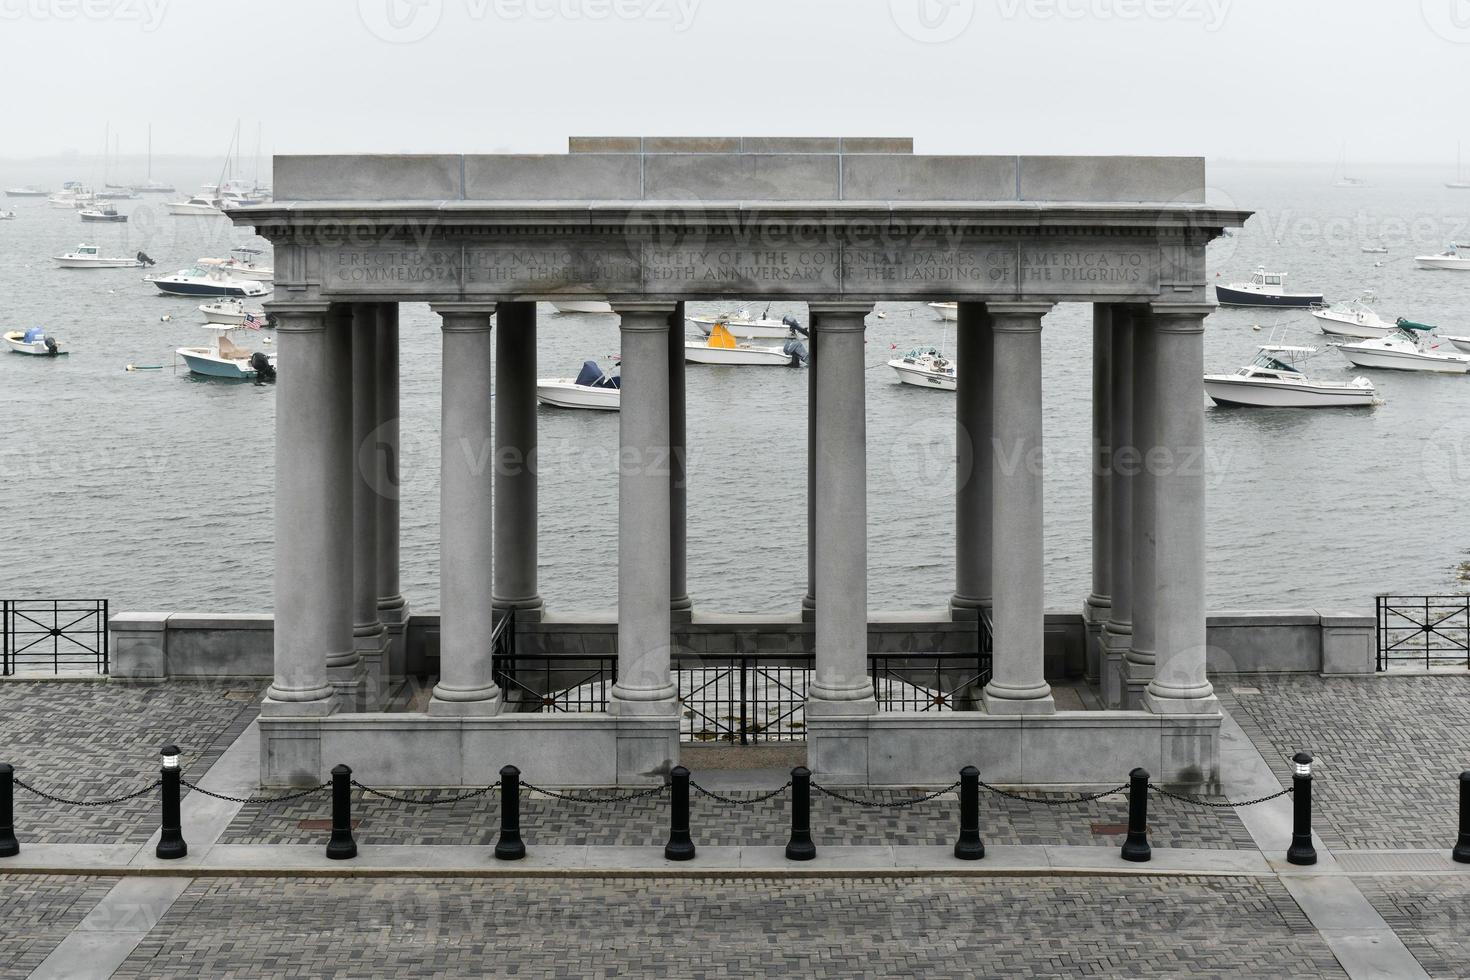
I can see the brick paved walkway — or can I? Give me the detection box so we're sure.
[109,875,1345,979]
[0,875,116,976]
[1356,876,1470,979]
[0,681,257,844]
[1224,674,1470,850]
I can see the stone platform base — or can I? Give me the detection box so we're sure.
[809,709,1221,790]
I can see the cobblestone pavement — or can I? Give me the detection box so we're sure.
[0,875,117,976]
[1223,674,1470,850]
[220,782,1255,850]
[108,875,1343,979]
[0,681,258,843]
[1356,875,1470,979]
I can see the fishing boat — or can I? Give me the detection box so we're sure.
[687,308,802,340]
[176,326,275,380]
[536,360,621,410]
[53,244,146,269]
[3,328,67,356]
[1309,296,1396,339]
[888,346,957,390]
[685,323,804,366]
[1414,245,1470,271]
[1336,320,1470,374]
[202,247,272,282]
[79,205,127,223]
[148,267,269,298]
[200,298,272,327]
[1440,334,1470,355]
[551,300,614,314]
[1204,345,1375,408]
[1215,268,1323,308]
[4,186,48,197]
[928,302,958,322]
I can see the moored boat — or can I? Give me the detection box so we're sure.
[166,195,225,216]
[79,205,127,223]
[888,346,957,390]
[147,267,270,298]
[176,326,275,380]
[551,300,614,314]
[201,247,272,282]
[1309,296,1396,339]
[1204,345,1375,408]
[1414,245,1470,271]
[1441,334,1470,355]
[4,186,48,197]
[53,244,146,269]
[684,323,804,366]
[688,309,802,340]
[199,298,273,327]
[4,328,67,356]
[1336,320,1470,373]
[927,302,958,322]
[536,360,621,410]
[1215,268,1323,308]
[0,209,14,221]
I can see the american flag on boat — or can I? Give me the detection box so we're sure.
[243,314,264,330]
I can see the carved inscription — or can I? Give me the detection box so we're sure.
[464,246,639,286]
[331,247,460,286]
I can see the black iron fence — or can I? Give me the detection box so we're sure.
[2,599,109,675]
[1375,594,1470,670]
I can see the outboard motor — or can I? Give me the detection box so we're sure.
[250,351,277,384]
[782,314,808,339]
[783,338,809,367]
[136,251,156,267]
[43,336,58,356]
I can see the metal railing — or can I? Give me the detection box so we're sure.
[1376,594,1470,670]
[2,599,109,675]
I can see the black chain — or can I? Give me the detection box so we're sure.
[520,781,668,805]
[350,780,499,806]
[1149,784,1293,808]
[689,780,792,806]
[977,780,1129,806]
[13,777,161,808]
[180,778,330,806]
[811,780,962,809]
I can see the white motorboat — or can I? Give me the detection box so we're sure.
[536,360,621,410]
[551,300,614,314]
[200,298,272,327]
[688,308,802,340]
[928,302,958,322]
[1215,268,1323,308]
[201,247,273,282]
[1360,245,1388,254]
[166,195,224,216]
[4,186,48,197]
[684,324,803,366]
[1414,245,1470,271]
[1440,334,1470,355]
[79,205,127,223]
[176,326,275,380]
[0,210,14,221]
[53,244,145,269]
[147,267,270,298]
[4,328,67,357]
[888,346,957,390]
[97,185,138,201]
[1336,320,1470,374]
[47,183,93,209]
[1204,345,1375,408]
[1309,296,1396,339]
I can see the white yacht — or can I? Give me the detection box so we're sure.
[551,300,614,314]
[201,246,273,282]
[166,195,224,216]
[1215,268,1324,308]
[1439,334,1470,355]
[536,360,621,410]
[176,326,275,380]
[47,183,93,209]
[53,244,145,269]
[147,267,270,298]
[199,298,272,327]
[4,186,48,197]
[1414,245,1470,271]
[684,324,803,366]
[888,346,957,390]
[1309,296,1396,339]
[687,309,802,340]
[1204,346,1375,408]
[927,302,958,322]
[1336,320,1470,374]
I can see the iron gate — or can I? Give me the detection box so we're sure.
[1375,594,1470,670]
[2,599,110,675]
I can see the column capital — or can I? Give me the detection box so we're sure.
[806,302,873,325]
[986,301,1055,327]
[431,303,496,330]
[612,301,680,318]
[265,301,332,331]
[1147,303,1215,332]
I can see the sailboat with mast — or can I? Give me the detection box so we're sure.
[1448,143,1470,190]
[1332,141,1367,188]
[137,126,176,194]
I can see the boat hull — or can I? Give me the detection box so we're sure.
[1337,345,1470,373]
[1441,335,1470,354]
[79,213,127,223]
[552,301,613,314]
[4,336,67,356]
[166,203,222,216]
[199,303,269,326]
[1311,311,1392,339]
[688,317,792,340]
[176,347,265,378]
[535,380,620,410]
[1215,284,1324,307]
[684,343,792,366]
[928,303,958,322]
[1203,375,1374,407]
[1414,256,1470,271]
[151,278,269,298]
[889,361,957,390]
[54,256,141,269]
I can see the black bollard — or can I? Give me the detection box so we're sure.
[1121,767,1152,862]
[325,764,357,860]
[954,766,984,860]
[155,744,187,860]
[495,765,525,861]
[665,766,695,861]
[1453,771,1470,864]
[1286,751,1317,866]
[0,763,17,858]
[785,766,816,861]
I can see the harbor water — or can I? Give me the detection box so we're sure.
[1,163,1467,615]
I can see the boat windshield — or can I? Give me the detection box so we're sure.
[574,360,620,389]
[899,346,944,359]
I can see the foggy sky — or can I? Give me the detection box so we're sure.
[1,0,1466,164]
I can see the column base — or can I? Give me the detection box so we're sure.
[1142,690,1220,716]
[1099,624,1132,709]
[427,685,503,717]
[354,627,392,710]
[982,689,1055,716]
[948,596,990,622]
[805,694,878,720]
[608,691,680,718]
[492,597,544,624]
[1082,595,1111,683]
[1122,655,1154,711]
[376,595,410,677]
[327,657,365,713]
[260,692,337,718]
[670,596,693,625]
[800,595,815,624]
